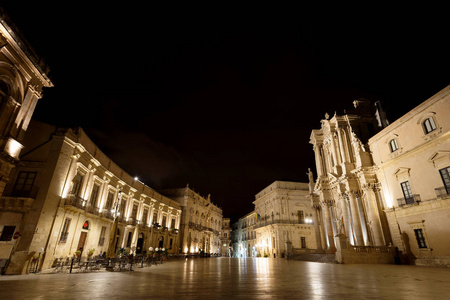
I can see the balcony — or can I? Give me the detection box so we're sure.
[254,219,314,229]
[0,196,34,211]
[397,194,421,206]
[64,194,87,210]
[85,205,100,216]
[435,186,450,199]
[101,210,115,220]
[127,218,137,226]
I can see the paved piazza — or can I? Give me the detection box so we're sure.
[1,258,450,299]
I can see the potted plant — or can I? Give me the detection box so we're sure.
[118,247,127,258]
[87,248,95,258]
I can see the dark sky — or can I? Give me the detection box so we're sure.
[2,4,449,222]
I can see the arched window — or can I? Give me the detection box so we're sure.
[423,117,436,134]
[82,220,89,230]
[389,139,398,152]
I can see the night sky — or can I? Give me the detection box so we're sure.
[2,4,449,222]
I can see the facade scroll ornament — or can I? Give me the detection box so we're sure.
[351,132,366,152]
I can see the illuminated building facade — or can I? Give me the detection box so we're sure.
[234,211,256,257]
[309,98,395,263]
[220,217,231,256]
[368,85,450,267]
[310,85,450,266]
[161,187,223,255]
[234,181,317,258]
[0,9,53,198]
[0,121,181,274]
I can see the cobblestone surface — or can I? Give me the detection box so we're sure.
[1,258,450,299]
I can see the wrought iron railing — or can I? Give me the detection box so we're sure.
[254,219,314,229]
[397,194,421,206]
[65,194,86,209]
[435,186,450,199]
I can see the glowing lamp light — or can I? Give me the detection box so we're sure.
[134,176,139,181]
[4,137,23,159]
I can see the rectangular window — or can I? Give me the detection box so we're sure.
[59,218,71,243]
[389,139,398,152]
[98,226,106,246]
[120,199,126,216]
[90,184,100,206]
[424,118,436,134]
[439,166,450,194]
[153,212,158,224]
[12,171,37,197]
[106,192,114,210]
[131,203,138,220]
[162,215,167,228]
[142,208,148,225]
[414,229,427,248]
[298,210,305,223]
[71,173,84,196]
[0,225,16,241]
[401,181,413,203]
[301,237,306,248]
[171,218,176,229]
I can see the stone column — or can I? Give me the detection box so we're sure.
[363,186,385,246]
[81,167,95,201]
[97,178,110,210]
[312,206,323,251]
[339,195,353,245]
[61,153,80,199]
[348,192,364,246]
[321,201,335,251]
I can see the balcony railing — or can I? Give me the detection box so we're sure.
[64,194,87,210]
[127,218,137,226]
[254,219,314,229]
[397,194,421,206]
[85,205,100,216]
[435,186,450,199]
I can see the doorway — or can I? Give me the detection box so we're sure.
[136,233,144,254]
[77,232,87,255]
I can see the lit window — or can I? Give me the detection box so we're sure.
[423,117,436,134]
[389,139,399,152]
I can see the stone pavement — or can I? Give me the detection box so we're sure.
[1,257,450,299]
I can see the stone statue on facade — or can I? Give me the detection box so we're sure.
[307,168,314,193]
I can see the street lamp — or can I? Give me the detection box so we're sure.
[106,189,122,260]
